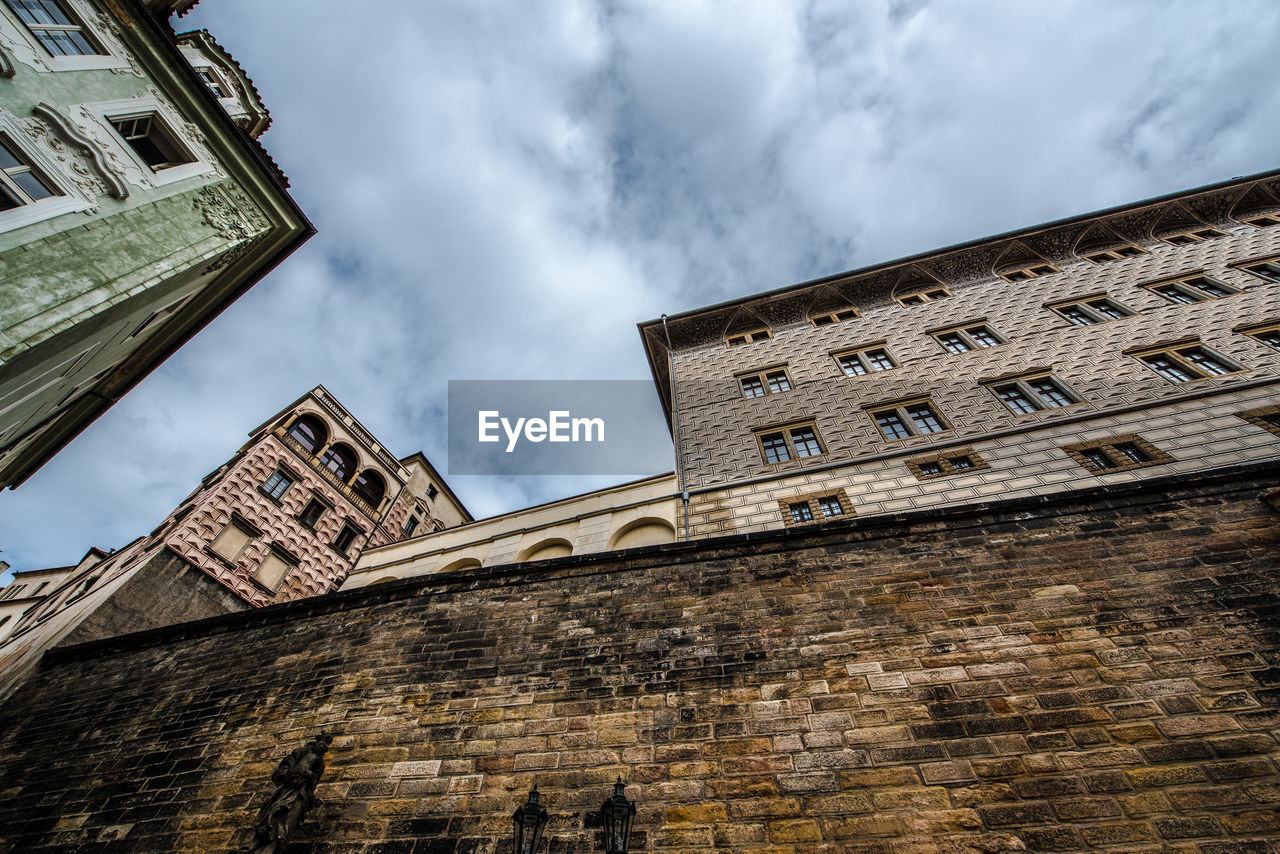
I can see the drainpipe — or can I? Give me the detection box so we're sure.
[661,315,691,541]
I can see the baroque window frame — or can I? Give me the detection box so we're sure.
[0,109,93,231]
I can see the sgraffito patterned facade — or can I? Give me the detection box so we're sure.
[640,173,1280,538]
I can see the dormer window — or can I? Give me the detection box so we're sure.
[809,308,858,327]
[1082,245,1145,264]
[196,68,229,98]
[1160,227,1225,246]
[896,288,950,307]
[726,329,771,347]
[999,263,1059,283]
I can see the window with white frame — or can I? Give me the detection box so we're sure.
[868,399,950,441]
[1132,343,1243,384]
[834,345,897,377]
[0,112,92,230]
[2,0,101,56]
[109,114,195,171]
[1048,296,1133,326]
[0,136,59,211]
[985,374,1079,414]
[1144,275,1238,305]
[196,68,229,98]
[932,323,1004,353]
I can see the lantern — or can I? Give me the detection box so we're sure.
[511,785,548,854]
[598,778,635,854]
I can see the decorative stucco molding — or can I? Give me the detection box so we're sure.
[30,103,129,200]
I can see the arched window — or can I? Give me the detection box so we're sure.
[286,414,327,453]
[352,469,386,508]
[319,443,356,481]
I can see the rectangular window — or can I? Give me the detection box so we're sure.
[1145,275,1238,304]
[1082,245,1145,264]
[760,432,789,463]
[1239,260,1280,283]
[835,346,897,377]
[779,490,852,526]
[403,515,420,536]
[756,421,825,464]
[1246,326,1280,351]
[1050,297,1132,325]
[870,399,950,441]
[1161,227,1225,245]
[1081,448,1118,470]
[738,366,791,398]
[210,521,254,563]
[109,114,194,170]
[297,498,326,529]
[907,449,988,481]
[896,287,951,307]
[931,323,1004,353]
[3,0,101,56]
[810,308,859,326]
[1064,434,1172,475]
[197,69,228,98]
[999,263,1059,283]
[0,136,59,212]
[261,470,294,501]
[1135,344,1243,384]
[790,425,821,457]
[253,550,295,591]
[788,502,813,524]
[726,329,771,347]
[988,374,1079,414]
[817,496,843,518]
[332,523,360,555]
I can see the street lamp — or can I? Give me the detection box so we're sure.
[512,785,548,854]
[598,778,635,854]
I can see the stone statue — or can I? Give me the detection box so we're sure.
[242,733,333,854]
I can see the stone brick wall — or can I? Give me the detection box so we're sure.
[0,463,1277,853]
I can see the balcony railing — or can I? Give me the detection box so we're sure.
[274,427,382,521]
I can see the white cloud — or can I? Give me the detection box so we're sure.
[1,0,1278,573]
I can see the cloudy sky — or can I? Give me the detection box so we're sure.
[1,0,1278,574]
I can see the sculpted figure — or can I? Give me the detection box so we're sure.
[243,733,333,854]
